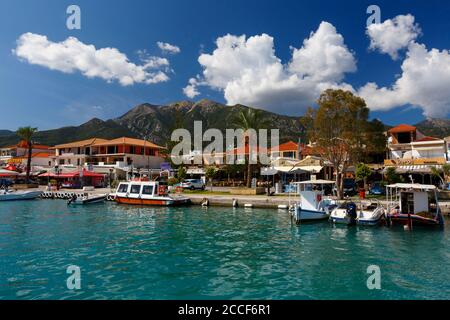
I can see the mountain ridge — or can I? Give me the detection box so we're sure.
[0,100,449,147]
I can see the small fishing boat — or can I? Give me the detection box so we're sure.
[290,180,337,224]
[386,183,444,229]
[67,193,107,205]
[0,189,42,201]
[115,180,190,206]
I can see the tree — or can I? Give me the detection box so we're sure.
[385,167,402,184]
[232,108,270,188]
[355,163,372,190]
[430,163,450,187]
[308,89,383,199]
[176,166,187,182]
[205,166,217,191]
[16,126,38,184]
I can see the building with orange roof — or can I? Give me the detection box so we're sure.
[51,136,165,170]
[385,124,448,180]
[0,140,54,166]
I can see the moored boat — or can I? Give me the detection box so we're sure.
[290,180,337,224]
[386,183,444,229]
[0,189,42,201]
[67,193,107,205]
[115,180,191,206]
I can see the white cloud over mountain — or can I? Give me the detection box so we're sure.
[183,22,356,115]
[359,15,450,117]
[157,41,181,54]
[14,33,170,86]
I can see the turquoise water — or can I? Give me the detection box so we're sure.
[0,200,449,300]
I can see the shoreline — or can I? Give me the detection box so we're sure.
[35,186,450,214]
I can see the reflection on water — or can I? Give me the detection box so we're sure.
[0,200,449,300]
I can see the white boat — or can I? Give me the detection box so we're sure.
[330,200,386,226]
[385,183,444,229]
[67,193,107,205]
[0,189,42,201]
[290,180,337,224]
[357,200,386,226]
[330,202,357,225]
[115,179,191,206]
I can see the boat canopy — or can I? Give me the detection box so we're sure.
[292,179,335,185]
[386,183,436,190]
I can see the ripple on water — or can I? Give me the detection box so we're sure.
[0,200,449,299]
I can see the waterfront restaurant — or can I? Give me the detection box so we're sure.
[384,124,448,183]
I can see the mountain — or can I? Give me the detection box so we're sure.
[415,118,450,138]
[1,99,448,148]
[0,130,13,137]
[114,99,305,145]
[0,118,137,147]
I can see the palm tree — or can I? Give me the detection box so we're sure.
[232,108,270,188]
[16,126,38,183]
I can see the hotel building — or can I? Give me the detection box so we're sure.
[51,137,165,170]
[384,124,448,179]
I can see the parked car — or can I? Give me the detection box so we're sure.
[332,179,357,196]
[180,179,205,190]
[369,181,385,195]
[0,178,13,188]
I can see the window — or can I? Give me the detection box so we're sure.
[117,184,129,193]
[130,185,141,194]
[142,185,154,195]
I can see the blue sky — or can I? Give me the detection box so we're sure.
[1,0,450,131]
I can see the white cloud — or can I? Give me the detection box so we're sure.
[183,78,201,98]
[359,42,450,117]
[366,14,421,60]
[14,33,170,86]
[157,41,181,54]
[183,22,356,114]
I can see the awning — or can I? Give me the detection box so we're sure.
[0,169,19,177]
[38,169,105,178]
[385,165,442,174]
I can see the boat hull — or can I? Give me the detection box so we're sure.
[115,196,191,206]
[388,213,443,227]
[0,191,42,201]
[297,208,329,221]
[69,195,106,205]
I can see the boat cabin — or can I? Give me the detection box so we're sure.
[292,180,335,211]
[387,183,439,216]
[116,181,168,199]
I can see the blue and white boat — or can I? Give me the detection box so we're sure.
[290,180,337,224]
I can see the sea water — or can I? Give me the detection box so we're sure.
[0,200,449,299]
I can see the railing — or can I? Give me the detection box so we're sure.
[384,157,447,166]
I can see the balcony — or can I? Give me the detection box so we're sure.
[384,157,447,166]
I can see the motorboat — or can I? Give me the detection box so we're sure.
[329,201,358,225]
[386,183,444,229]
[67,193,107,205]
[115,180,191,206]
[330,200,386,226]
[0,189,42,201]
[290,180,337,224]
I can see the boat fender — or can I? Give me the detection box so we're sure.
[201,198,209,207]
[232,199,238,207]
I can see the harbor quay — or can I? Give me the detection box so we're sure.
[35,185,450,214]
